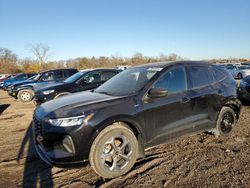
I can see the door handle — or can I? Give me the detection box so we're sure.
[181,97,190,103]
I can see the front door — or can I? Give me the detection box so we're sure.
[143,66,193,146]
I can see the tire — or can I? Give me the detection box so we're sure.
[54,92,71,99]
[89,122,138,179]
[237,73,243,79]
[215,106,236,137]
[17,89,34,102]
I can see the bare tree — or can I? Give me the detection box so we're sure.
[30,43,51,66]
[0,48,19,73]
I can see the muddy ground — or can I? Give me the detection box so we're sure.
[0,90,249,188]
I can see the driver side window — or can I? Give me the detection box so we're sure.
[82,72,101,83]
[40,72,55,81]
[154,67,187,94]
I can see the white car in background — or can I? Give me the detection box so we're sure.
[114,65,131,70]
[225,64,250,79]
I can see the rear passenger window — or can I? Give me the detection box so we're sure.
[64,69,77,78]
[154,67,187,94]
[187,66,210,88]
[100,71,117,81]
[54,70,64,80]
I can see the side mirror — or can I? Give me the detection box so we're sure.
[148,88,168,98]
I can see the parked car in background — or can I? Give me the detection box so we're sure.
[238,75,250,102]
[33,61,241,178]
[0,74,12,89]
[114,65,131,70]
[224,64,250,79]
[34,69,121,104]
[8,68,78,102]
[3,73,36,90]
[241,62,250,66]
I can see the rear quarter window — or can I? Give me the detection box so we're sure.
[210,65,227,82]
[187,65,210,89]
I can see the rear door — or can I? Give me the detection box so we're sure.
[186,65,215,132]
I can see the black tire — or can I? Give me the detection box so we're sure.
[54,92,70,99]
[17,89,34,102]
[237,73,243,79]
[89,122,138,178]
[216,106,236,136]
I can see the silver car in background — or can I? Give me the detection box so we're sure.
[225,64,250,79]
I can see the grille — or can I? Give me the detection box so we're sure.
[33,116,43,137]
[245,86,250,93]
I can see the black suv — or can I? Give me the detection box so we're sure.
[34,69,121,104]
[8,68,78,102]
[33,61,241,178]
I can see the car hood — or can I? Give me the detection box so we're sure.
[35,91,127,119]
[12,80,33,87]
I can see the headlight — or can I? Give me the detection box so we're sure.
[48,114,94,127]
[42,90,55,95]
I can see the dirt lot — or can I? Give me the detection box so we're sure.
[0,90,249,188]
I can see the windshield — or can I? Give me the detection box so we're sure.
[64,71,87,83]
[95,67,162,96]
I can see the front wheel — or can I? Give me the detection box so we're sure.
[216,106,236,136]
[89,123,138,178]
[17,89,34,102]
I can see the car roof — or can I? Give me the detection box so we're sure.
[80,68,120,72]
[40,68,77,74]
[133,60,209,69]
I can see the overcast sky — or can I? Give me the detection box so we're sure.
[0,0,249,60]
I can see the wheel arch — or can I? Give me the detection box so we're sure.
[220,98,241,121]
[89,115,146,159]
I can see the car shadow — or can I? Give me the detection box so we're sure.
[17,122,53,187]
[0,104,10,115]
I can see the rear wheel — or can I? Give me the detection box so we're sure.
[17,89,34,102]
[216,106,236,136]
[89,123,138,178]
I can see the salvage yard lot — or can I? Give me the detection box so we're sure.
[0,90,249,188]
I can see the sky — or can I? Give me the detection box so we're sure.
[0,0,249,61]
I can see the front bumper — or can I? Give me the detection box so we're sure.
[7,88,17,98]
[32,116,93,167]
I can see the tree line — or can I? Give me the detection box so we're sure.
[0,45,183,74]
[1,45,249,74]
